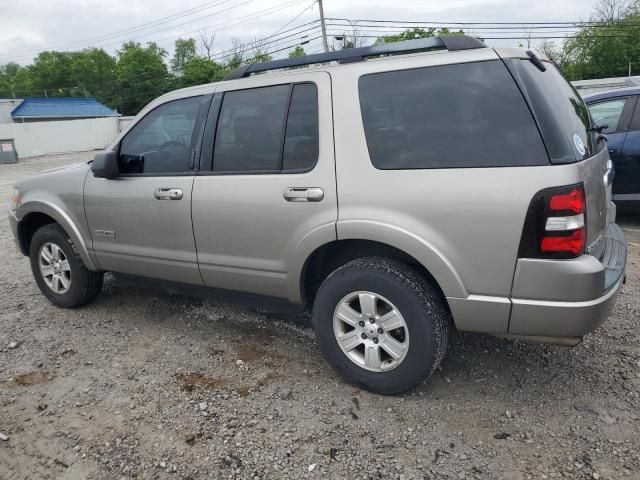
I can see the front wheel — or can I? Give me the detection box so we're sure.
[29,224,103,308]
[312,257,450,394]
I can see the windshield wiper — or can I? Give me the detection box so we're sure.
[588,124,608,133]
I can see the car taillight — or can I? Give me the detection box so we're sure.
[518,184,587,259]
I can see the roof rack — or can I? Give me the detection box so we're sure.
[224,35,486,80]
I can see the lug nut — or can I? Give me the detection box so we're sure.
[372,337,379,344]
[377,328,384,334]
[361,333,367,339]
[358,320,365,327]
[369,318,375,324]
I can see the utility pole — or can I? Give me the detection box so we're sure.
[317,0,329,53]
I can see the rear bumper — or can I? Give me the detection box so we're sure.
[508,223,627,338]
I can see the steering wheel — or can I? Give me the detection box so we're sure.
[159,140,187,151]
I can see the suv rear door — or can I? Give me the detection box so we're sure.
[192,72,336,302]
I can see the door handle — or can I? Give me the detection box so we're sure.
[154,188,183,200]
[283,187,324,202]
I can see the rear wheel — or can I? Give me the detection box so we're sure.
[29,224,103,308]
[312,257,450,394]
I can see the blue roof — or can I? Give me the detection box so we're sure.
[583,86,640,103]
[11,97,117,118]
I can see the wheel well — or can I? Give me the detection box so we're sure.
[17,212,57,255]
[301,239,445,305]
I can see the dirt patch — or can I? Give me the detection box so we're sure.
[12,370,53,386]
[234,343,289,363]
[176,373,226,392]
[235,372,285,397]
[207,346,225,356]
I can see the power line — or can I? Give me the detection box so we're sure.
[2,0,305,63]
[325,22,640,31]
[269,2,316,36]
[326,17,640,26]
[1,0,251,60]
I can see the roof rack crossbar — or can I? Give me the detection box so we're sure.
[224,35,486,80]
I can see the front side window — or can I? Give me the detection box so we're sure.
[588,99,627,134]
[213,83,319,173]
[359,60,548,170]
[119,96,202,174]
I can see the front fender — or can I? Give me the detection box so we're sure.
[16,200,98,271]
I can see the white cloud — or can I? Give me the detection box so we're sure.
[0,0,601,65]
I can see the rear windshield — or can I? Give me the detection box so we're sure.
[506,59,600,163]
[358,60,549,170]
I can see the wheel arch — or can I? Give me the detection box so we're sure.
[299,238,462,307]
[16,201,98,271]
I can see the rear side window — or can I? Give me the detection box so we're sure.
[213,85,290,172]
[588,99,627,134]
[212,83,319,173]
[507,60,600,163]
[283,84,319,171]
[359,60,548,170]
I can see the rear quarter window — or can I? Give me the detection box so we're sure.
[358,60,548,170]
[506,59,601,163]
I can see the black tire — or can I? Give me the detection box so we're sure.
[312,257,450,395]
[29,223,103,308]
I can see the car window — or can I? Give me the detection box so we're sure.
[213,85,290,172]
[588,99,627,134]
[359,60,548,170]
[282,83,319,171]
[508,60,601,163]
[119,96,202,174]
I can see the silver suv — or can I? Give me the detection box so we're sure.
[8,36,627,394]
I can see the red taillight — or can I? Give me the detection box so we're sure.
[518,183,587,259]
[541,229,585,255]
[548,187,585,214]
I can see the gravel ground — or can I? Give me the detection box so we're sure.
[0,152,639,480]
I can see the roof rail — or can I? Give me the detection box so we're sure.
[224,35,486,80]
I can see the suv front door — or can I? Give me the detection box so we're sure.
[192,72,336,302]
[84,95,211,284]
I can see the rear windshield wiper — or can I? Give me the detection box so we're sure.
[587,124,608,133]
[526,50,546,72]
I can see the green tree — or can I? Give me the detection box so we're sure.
[375,27,464,45]
[0,62,32,98]
[560,0,640,80]
[28,51,77,96]
[70,48,117,104]
[178,57,225,88]
[171,38,197,74]
[288,46,307,58]
[114,41,171,115]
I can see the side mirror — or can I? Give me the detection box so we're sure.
[92,151,119,179]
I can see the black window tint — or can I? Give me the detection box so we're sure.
[213,85,290,172]
[282,83,319,171]
[359,60,548,170]
[120,96,202,174]
[588,99,627,133]
[509,60,599,163]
